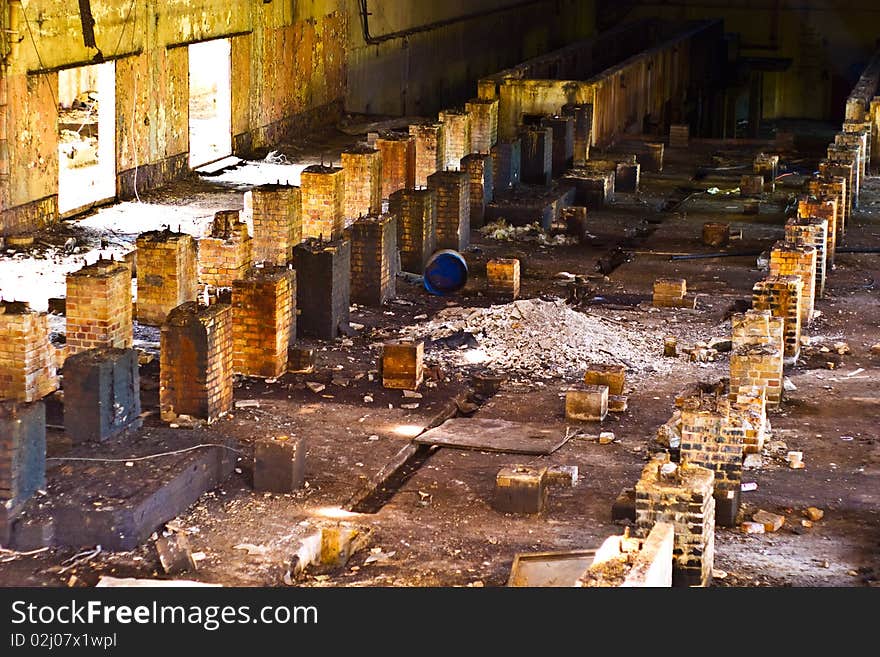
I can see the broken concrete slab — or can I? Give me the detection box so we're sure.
[414,418,569,455]
[155,532,197,574]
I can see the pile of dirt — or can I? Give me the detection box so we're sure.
[403,297,671,381]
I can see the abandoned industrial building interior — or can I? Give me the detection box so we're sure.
[0,0,877,590]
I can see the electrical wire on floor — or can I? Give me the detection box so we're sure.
[47,443,247,464]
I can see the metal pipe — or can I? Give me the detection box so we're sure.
[358,0,546,46]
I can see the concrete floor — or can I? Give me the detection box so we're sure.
[1,123,878,588]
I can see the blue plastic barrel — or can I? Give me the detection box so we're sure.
[423,249,468,296]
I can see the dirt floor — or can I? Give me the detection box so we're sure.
[0,121,878,588]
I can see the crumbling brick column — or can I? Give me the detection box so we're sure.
[348,214,398,306]
[63,347,141,443]
[653,278,690,308]
[635,455,715,587]
[466,98,499,153]
[752,276,803,362]
[388,188,437,274]
[65,258,133,356]
[669,124,690,148]
[817,164,851,235]
[232,265,296,379]
[639,143,664,173]
[754,153,779,192]
[734,385,768,454]
[0,400,45,513]
[541,115,574,177]
[427,170,470,251]
[798,196,837,267]
[870,97,880,165]
[679,397,743,527]
[293,238,350,340]
[769,241,817,325]
[0,301,59,402]
[461,153,494,228]
[562,168,614,209]
[740,174,765,197]
[826,145,860,208]
[562,103,592,165]
[198,210,253,288]
[244,184,302,266]
[785,216,828,300]
[160,302,233,424]
[439,109,472,170]
[376,133,416,199]
[341,146,382,220]
[730,343,783,408]
[843,121,871,169]
[491,138,521,191]
[836,129,867,185]
[519,126,552,186]
[486,258,520,300]
[409,123,445,188]
[135,230,198,326]
[301,165,345,242]
[615,159,640,194]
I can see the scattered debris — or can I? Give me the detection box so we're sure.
[783,377,797,392]
[787,451,805,469]
[599,431,615,445]
[741,482,758,492]
[804,507,824,522]
[156,533,197,574]
[753,510,785,532]
[306,382,326,394]
[741,521,765,534]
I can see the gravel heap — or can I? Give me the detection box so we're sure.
[404,298,672,381]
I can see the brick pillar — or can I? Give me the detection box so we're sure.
[541,115,574,177]
[845,121,871,169]
[752,276,803,362]
[785,216,828,300]
[347,214,398,306]
[826,145,860,208]
[753,153,779,192]
[376,133,416,199]
[769,241,816,325]
[732,309,785,353]
[160,302,233,424]
[486,258,520,299]
[341,146,382,220]
[135,231,198,326]
[0,401,45,512]
[562,169,614,208]
[798,196,837,267]
[669,124,690,148]
[65,258,133,356]
[638,143,664,173]
[836,128,867,185]
[635,455,715,587]
[461,153,493,229]
[491,138,521,191]
[63,347,141,443]
[465,97,499,153]
[427,170,470,251]
[734,385,768,454]
[388,188,437,274]
[244,184,302,266]
[561,103,592,166]
[232,265,296,378]
[301,165,345,242]
[438,109,471,170]
[520,126,552,186]
[679,397,743,527]
[845,97,866,122]
[615,160,640,193]
[198,210,253,287]
[409,123,445,188]
[730,343,784,408]
[817,164,851,235]
[293,239,351,340]
[870,97,880,165]
[740,174,765,197]
[0,302,59,403]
